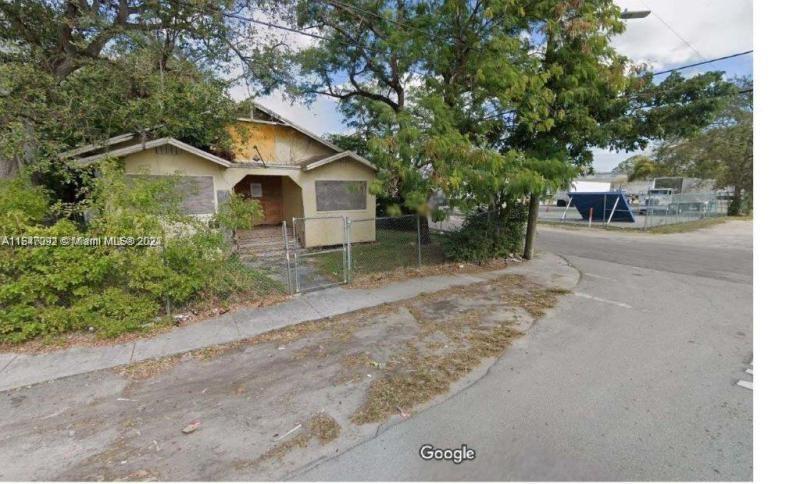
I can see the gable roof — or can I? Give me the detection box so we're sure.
[60,132,137,158]
[64,102,376,171]
[245,103,348,154]
[299,151,377,172]
[72,137,232,168]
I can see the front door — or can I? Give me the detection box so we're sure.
[235,176,283,225]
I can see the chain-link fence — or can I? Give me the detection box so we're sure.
[237,209,523,292]
[538,191,730,229]
[290,216,348,292]
[348,215,423,275]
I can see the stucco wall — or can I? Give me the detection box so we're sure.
[296,159,376,247]
[120,148,375,247]
[123,148,226,216]
[281,177,304,223]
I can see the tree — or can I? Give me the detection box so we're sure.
[0,1,262,81]
[0,42,241,203]
[254,1,575,242]
[0,1,282,181]
[501,3,735,255]
[612,154,663,181]
[0,0,283,207]
[654,78,753,215]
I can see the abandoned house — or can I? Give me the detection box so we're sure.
[65,103,377,247]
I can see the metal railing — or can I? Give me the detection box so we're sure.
[539,191,730,230]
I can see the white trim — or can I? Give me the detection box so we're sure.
[235,117,284,126]
[230,163,302,170]
[302,151,377,172]
[60,132,135,158]
[72,138,232,168]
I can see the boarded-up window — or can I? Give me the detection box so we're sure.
[127,175,215,215]
[315,180,367,211]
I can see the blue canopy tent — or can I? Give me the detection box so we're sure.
[567,192,636,223]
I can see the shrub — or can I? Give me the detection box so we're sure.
[0,177,50,225]
[214,193,262,231]
[0,165,273,344]
[442,205,526,263]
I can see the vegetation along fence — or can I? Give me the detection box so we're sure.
[537,191,731,230]
[249,210,519,294]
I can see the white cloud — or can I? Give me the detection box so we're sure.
[591,147,649,173]
[613,0,753,69]
[592,0,753,170]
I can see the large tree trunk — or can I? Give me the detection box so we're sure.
[523,194,539,260]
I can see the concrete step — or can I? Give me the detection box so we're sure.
[236,228,286,240]
[237,241,289,251]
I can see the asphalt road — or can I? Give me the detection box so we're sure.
[296,221,753,481]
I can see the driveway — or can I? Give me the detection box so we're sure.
[0,254,577,481]
[296,221,753,480]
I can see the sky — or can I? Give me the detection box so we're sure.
[234,0,753,173]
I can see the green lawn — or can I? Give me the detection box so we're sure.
[312,229,448,278]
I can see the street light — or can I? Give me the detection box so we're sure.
[620,9,651,19]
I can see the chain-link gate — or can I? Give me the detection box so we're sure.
[287,216,350,293]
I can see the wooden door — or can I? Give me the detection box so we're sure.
[235,176,283,225]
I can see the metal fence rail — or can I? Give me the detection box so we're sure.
[539,191,730,229]
[288,216,349,293]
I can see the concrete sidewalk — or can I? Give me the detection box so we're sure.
[0,252,574,393]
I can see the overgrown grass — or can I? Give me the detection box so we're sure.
[311,229,448,278]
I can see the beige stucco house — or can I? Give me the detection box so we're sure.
[67,104,376,247]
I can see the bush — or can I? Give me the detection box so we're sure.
[0,165,272,344]
[214,193,262,231]
[442,205,526,263]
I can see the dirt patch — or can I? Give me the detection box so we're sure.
[306,413,342,444]
[335,351,376,384]
[236,412,341,469]
[347,258,520,289]
[351,324,524,424]
[116,355,183,381]
[349,274,566,424]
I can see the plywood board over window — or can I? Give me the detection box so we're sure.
[127,175,215,215]
[315,180,367,211]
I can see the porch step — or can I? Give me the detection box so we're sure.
[237,239,289,250]
[236,226,285,240]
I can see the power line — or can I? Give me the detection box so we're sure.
[652,50,753,76]
[639,0,707,60]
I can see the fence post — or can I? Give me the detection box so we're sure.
[416,214,422,267]
[345,217,352,284]
[293,251,300,294]
[161,240,171,318]
[282,220,292,293]
[642,205,648,231]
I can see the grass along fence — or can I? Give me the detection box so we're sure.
[308,210,519,285]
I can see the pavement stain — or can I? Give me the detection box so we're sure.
[0,272,568,480]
